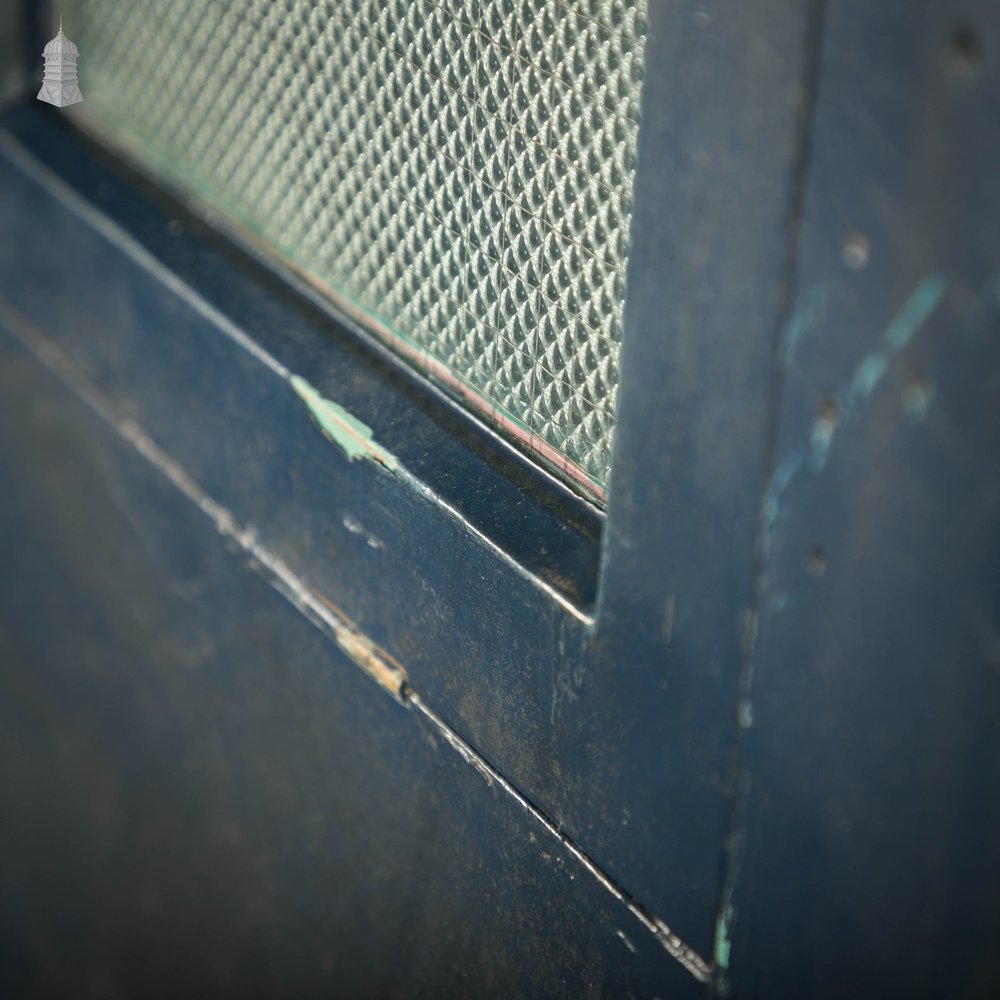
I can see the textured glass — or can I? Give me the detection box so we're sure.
[64,0,648,495]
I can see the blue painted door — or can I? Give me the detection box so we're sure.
[0,2,998,996]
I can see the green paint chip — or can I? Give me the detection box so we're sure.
[850,273,947,403]
[291,375,398,471]
[714,909,732,971]
[850,351,890,401]
[881,273,947,353]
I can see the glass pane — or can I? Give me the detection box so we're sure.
[63,0,648,498]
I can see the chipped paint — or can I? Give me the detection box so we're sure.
[883,274,947,351]
[333,626,408,701]
[809,415,836,471]
[766,275,947,544]
[291,375,398,471]
[849,352,890,401]
[849,273,946,403]
[714,905,733,971]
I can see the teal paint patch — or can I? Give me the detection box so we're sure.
[291,375,398,471]
[809,418,836,471]
[764,276,945,561]
[761,450,802,558]
[714,906,733,971]
[882,273,947,353]
[850,274,946,402]
[850,351,889,401]
[781,284,829,364]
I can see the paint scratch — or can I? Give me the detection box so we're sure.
[291,375,398,471]
[616,929,637,954]
[343,514,385,550]
[762,447,805,534]
[765,274,947,545]
[848,273,946,403]
[408,691,713,982]
[781,284,829,364]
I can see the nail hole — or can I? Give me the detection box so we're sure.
[947,25,981,76]
[842,232,869,271]
[816,394,840,426]
[804,546,827,577]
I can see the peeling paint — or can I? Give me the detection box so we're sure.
[714,905,733,971]
[291,375,398,471]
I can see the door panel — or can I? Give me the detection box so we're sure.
[0,326,704,998]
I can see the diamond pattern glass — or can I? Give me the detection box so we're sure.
[64,0,648,496]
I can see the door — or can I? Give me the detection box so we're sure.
[1,2,998,997]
